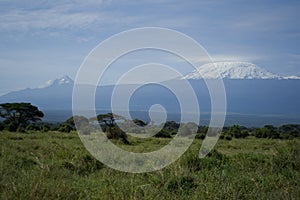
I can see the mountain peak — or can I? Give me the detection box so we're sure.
[39,75,74,88]
[182,62,299,80]
[53,75,73,85]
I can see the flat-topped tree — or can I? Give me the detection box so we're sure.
[92,113,125,128]
[0,103,44,131]
[90,113,128,144]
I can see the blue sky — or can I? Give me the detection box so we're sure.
[0,0,300,95]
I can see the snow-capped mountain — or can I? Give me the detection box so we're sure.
[38,75,74,88]
[0,69,300,125]
[182,62,300,80]
[0,75,74,110]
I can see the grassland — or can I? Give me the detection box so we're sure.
[0,131,299,199]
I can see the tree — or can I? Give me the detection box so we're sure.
[0,103,44,131]
[229,125,242,138]
[90,113,129,144]
[92,113,125,127]
[133,118,147,127]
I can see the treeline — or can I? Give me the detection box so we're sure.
[1,103,299,140]
[151,122,300,140]
[217,124,300,140]
[1,116,299,141]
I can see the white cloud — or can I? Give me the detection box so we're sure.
[210,54,266,62]
[0,0,137,32]
[0,0,210,33]
[0,9,111,31]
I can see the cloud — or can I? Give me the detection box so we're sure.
[0,0,137,33]
[210,54,266,62]
[227,2,300,35]
[0,10,96,31]
[0,0,213,33]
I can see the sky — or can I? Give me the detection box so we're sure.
[0,0,300,95]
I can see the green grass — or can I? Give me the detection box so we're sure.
[0,131,299,199]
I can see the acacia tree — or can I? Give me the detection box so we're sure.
[90,113,129,144]
[0,103,44,131]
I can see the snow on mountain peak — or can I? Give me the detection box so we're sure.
[54,75,73,85]
[38,75,74,88]
[182,62,284,80]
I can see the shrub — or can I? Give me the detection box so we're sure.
[106,127,129,144]
[225,134,232,140]
[154,129,171,138]
[6,123,18,132]
[195,132,206,139]
[0,122,4,131]
[41,124,51,132]
[219,134,225,140]
[16,126,26,133]
[241,130,249,138]
[58,124,74,133]
[26,124,40,131]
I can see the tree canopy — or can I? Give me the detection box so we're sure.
[90,113,128,143]
[90,113,125,127]
[0,103,44,129]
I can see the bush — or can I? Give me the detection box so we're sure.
[17,126,26,133]
[6,123,18,132]
[241,130,249,138]
[0,122,4,131]
[58,124,74,133]
[41,124,51,132]
[225,134,232,140]
[219,134,225,139]
[26,124,40,131]
[230,125,247,138]
[195,132,206,139]
[154,129,172,138]
[106,127,129,144]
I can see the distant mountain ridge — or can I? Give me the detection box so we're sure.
[0,63,300,125]
[182,62,300,80]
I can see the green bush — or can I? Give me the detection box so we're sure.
[241,130,249,138]
[16,126,26,133]
[41,124,51,132]
[219,134,225,139]
[6,123,18,132]
[195,132,206,139]
[154,129,172,138]
[106,127,129,144]
[0,122,4,131]
[58,124,74,133]
[225,134,232,140]
[26,124,40,131]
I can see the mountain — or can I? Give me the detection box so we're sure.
[0,64,300,126]
[38,75,74,88]
[182,62,300,80]
[0,76,73,110]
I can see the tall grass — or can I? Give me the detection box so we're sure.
[0,131,299,199]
